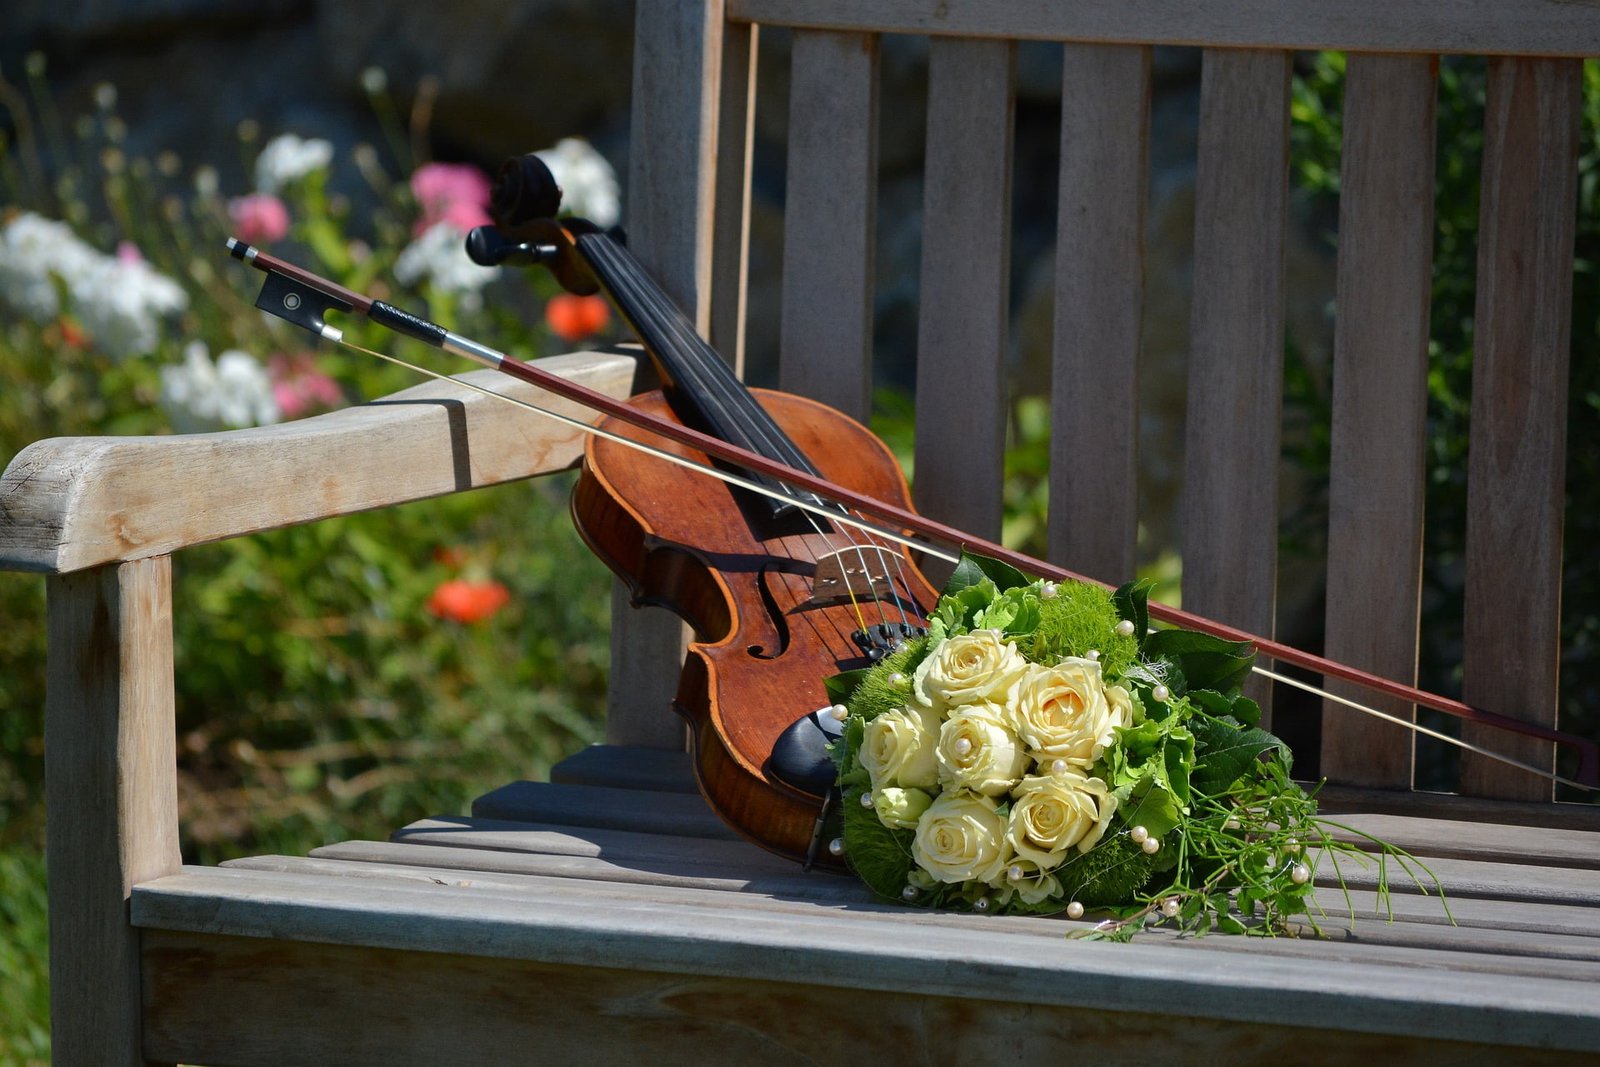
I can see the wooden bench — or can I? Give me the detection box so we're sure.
[5,1,1600,1062]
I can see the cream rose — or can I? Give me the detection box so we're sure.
[860,704,939,790]
[1005,770,1118,866]
[936,703,1028,796]
[872,786,933,829]
[913,629,1028,711]
[912,792,1011,884]
[1014,658,1127,767]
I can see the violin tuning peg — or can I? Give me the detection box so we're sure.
[465,226,557,267]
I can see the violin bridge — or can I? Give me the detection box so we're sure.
[808,549,898,606]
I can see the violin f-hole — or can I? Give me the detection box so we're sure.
[746,564,794,660]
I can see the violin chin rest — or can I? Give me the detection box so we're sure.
[768,707,844,799]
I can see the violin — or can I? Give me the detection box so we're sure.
[227,153,1600,867]
[481,154,940,864]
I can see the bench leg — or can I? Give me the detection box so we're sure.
[46,558,181,1066]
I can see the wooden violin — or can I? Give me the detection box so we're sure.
[483,154,939,864]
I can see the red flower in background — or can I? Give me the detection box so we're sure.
[545,293,610,342]
[428,579,511,624]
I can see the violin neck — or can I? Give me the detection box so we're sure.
[573,231,827,516]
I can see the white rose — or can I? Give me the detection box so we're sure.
[860,704,939,790]
[1014,658,1124,768]
[936,703,1027,796]
[913,630,1028,711]
[1005,770,1118,866]
[872,786,933,829]
[912,792,1011,885]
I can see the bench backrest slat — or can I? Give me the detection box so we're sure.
[779,28,880,420]
[1050,42,1150,587]
[1322,54,1437,790]
[1181,48,1293,718]
[1461,57,1582,800]
[913,36,1015,542]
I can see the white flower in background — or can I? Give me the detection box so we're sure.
[0,212,187,359]
[160,341,281,432]
[535,137,620,228]
[69,254,189,361]
[0,212,99,321]
[254,133,334,194]
[394,221,499,308]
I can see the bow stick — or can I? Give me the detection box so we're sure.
[226,238,1600,791]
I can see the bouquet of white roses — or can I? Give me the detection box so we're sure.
[826,553,1435,938]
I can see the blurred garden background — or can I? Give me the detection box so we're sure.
[4,4,1600,1062]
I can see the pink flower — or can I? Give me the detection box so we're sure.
[115,240,144,263]
[267,353,342,418]
[228,194,291,244]
[428,579,512,624]
[411,162,492,233]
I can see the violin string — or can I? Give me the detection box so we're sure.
[580,237,894,636]
[338,338,1590,793]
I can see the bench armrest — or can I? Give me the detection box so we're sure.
[0,348,645,575]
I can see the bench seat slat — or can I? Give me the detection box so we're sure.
[471,780,737,839]
[224,850,1600,966]
[132,864,1600,1055]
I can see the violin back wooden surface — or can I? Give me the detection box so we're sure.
[620,0,1591,804]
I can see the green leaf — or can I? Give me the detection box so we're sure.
[1230,696,1262,727]
[1121,778,1182,838]
[824,668,872,705]
[1112,578,1155,646]
[1190,720,1283,795]
[958,550,1034,593]
[942,554,997,598]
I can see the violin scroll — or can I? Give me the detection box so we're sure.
[491,153,564,226]
[467,153,603,296]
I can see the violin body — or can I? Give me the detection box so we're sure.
[573,388,939,862]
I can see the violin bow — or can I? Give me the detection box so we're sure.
[226,237,1600,792]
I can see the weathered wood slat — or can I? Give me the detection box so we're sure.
[1314,783,1600,832]
[727,0,1600,57]
[551,744,701,793]
[471,780,737,840]
[389,815,781,867]
[1460,56,1582,801]
[710,19,758,371]
[1050,41,1150,585]
[912,35,1014,541]
[608,0,733,751]
[1313,849,1600,906]
[131,865,1600,1054]
[1181,47,1291,719]
[0,351,641,575]
[139,928,1591,1067]
[1320,812,1600,869]
[334,839,1600,950]
[778,27,879,419]
[47,558,181,1067]
[235,851,1600,970]
[1321,54,1436,789]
